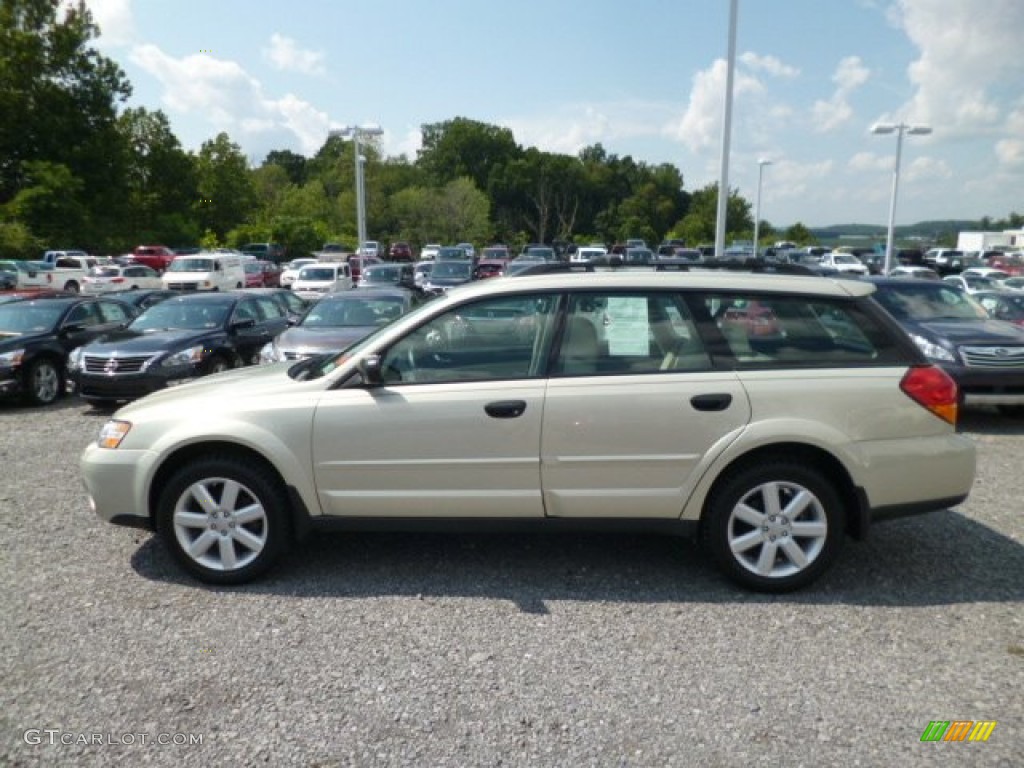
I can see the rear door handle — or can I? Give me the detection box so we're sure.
[485,400,527,418]
[690,393,732,412]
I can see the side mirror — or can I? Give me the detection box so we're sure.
[357,354,384,386]
[60,322,87,336]
[231,318,256,331]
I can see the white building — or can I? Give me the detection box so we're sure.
[957,229,1024,252]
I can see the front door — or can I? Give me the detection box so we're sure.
[311,292,560,518]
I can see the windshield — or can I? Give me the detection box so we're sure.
[89,267,121,277]
[431,262,472,278]
[130,300,230,330]
[874,284,989,321]
[833,254,859,264]
[301,296,405,328]
[363,266,401,282]
[0,302,65,333]
[167,258,214,272]
[298,267,338,281]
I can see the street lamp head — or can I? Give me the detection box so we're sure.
[870,123,896,135]
[906,125,932,136]
[757,158,772,166]
[358,124,383,137]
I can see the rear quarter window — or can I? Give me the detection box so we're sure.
[693,293,907,367]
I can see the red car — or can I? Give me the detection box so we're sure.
[242,260,282,288]
[130,245,176,272]
[387,242,414,262]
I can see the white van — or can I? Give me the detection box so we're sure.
[161,252,246,291]
[291,262,353,299]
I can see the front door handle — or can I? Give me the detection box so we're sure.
[485,400,527,419]
[690,393,732,412]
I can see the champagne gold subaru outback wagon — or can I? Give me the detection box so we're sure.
[81,269,976,592]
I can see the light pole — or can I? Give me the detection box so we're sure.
[753,158,771,258]
[328,124,383,252]
[870,122,932,274]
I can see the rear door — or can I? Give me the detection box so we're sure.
[540,290,750,519]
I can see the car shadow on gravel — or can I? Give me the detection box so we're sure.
[129,508,1024,610]
[958,406,1024,435]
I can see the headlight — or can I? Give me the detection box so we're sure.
[0,348,26,367]
[67,347,84,371]
[161,345,205,367]
[910,334,956,363]
[259,341,280,364]
[98,420,131,449]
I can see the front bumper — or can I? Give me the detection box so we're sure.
[939,363,1024,406]
[68,365,203,402]
[81,442,155,530]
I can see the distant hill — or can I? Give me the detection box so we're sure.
[808,220,980,245]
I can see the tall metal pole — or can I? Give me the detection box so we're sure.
[882,128,904,276]
[753,159,770,259]
[714,0,739,261]
[354,132,366,252]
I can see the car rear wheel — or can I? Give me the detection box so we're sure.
[703,461,845,592]
[24,358,61,406]
[157,456,290,584]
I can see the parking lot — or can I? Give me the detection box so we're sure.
[2,399,1022,766]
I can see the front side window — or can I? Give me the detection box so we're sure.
[379,294,558,384]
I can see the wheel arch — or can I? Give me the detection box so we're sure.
[147,440,312,537]
[697,442,869,540]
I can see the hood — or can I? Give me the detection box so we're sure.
[114,360,301,418]
[82,328,222,355]
[0,330,46,348]
[274,325,373,354]
[901,317,1024,345]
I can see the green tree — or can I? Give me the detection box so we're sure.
[784,222,813,244]
[263,149,307,186]
[194,132,256,239]
[116,107,198,248]
[0,0,132,247]
[418,117,521,192]
[669,183,751,246]
[4,161,87,246]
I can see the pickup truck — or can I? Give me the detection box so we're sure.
[40,252,102,292]
[129,245,177,273]
[0,260,55,291]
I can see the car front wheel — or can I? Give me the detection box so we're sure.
[157,456,290,584]
[24,358,61,405]
[703,461,845,592]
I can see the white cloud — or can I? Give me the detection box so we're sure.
[809,56,870,133]
[848,151,891,174]
[129,44,330,156]
[81,0,136,46]
[995,139,1024,169]
[263,33,326,76]
[892,0,1024,133]
[903,155,953,182]
[739,52,799,78]
[670,57,770,153]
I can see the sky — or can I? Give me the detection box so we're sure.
[79,0,1024,229]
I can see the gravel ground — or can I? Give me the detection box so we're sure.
[1,398,1022,767]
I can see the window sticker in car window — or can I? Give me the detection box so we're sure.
[603,297,649,356]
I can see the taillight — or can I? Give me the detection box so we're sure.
[900,365,959,425]
[111,277,125,283]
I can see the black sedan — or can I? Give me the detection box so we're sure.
[260,287,421,363]
[67,291,289,404]
[0,295,136,405]
[866,277,1024,417]
[104,288,181,311]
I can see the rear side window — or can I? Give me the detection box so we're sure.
[555,292,710,376]
[693,293,906,367]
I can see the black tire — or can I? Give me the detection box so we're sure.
[23,357,62,406]
[156,455,290,584]
[63,281,80,293]
[997,405,1024,419]
[702,460,845,592]
[204,354,231,376]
